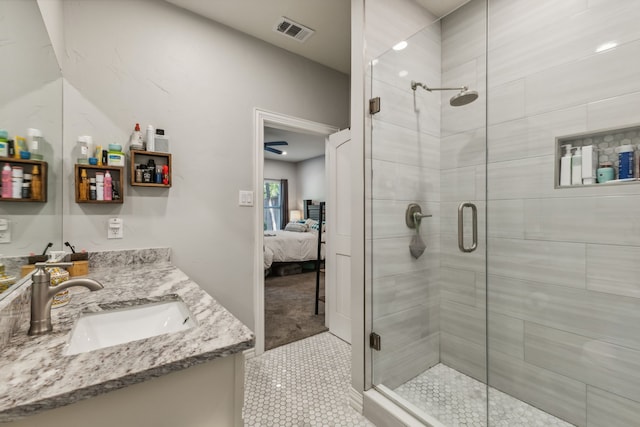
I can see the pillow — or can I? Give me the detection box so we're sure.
[284,222,308,232]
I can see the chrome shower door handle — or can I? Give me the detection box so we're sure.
[457,202,478,253]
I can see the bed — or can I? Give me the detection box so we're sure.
[264,200,326,314]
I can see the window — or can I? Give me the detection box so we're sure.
[263,180,282,231]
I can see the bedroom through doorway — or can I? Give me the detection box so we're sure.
[263,126,328,350]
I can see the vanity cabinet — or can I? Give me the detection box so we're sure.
[74,165,124,204]
[129,150,171,188]
[0,158,47,202]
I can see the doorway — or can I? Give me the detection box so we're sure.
[253,109,338,355]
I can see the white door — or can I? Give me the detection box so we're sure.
[326,128,351,343]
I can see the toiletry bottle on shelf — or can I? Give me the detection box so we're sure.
[95,172,104,201]
[31,165,41,200]
[145,125,155,152]
[27,128,43,160]
[11,166,23,198]
[559,144,572,186]
[581,145,596,185]
[95,145,102,166]
[77,136,91,164]
[1,164,11,198]
[79,169,89,201]
[104,171,112,201]
[162,164,169,185]
[571,147,582,185]
[129,123,143,150]
[618,145,634,180]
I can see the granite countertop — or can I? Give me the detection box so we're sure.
[0,262,254,423]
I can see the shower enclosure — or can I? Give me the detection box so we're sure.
[368,0,640,426]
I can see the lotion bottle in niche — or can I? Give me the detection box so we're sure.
[571,147,582,185]
[559,144,572,186]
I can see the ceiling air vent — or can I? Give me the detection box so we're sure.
[273,17,315,43]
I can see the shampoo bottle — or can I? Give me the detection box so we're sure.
[1,164,11,198]
[104,171,112,201]
[571,147,582,185]
[145,125,155,152]
[560,144,572,186]
[129,123,143,150]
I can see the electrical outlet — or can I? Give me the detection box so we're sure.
[0,219,9,244]
[108,218,123,239]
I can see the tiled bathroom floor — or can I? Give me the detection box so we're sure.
[243,332,374,426]
[393,364,574,427]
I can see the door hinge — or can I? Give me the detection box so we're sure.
[369,332,381,351]
[369,97,381,115]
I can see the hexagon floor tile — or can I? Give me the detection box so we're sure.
[393,364,574,427]
[243,332,374,426]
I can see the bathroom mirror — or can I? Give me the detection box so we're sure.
[0,0,63,296]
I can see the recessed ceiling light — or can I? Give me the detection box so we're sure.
[596,41,618,53]
[393,41,408,51]
[282,151,287,155]
[398,70,408,77]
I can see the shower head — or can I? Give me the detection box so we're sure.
[450,88,479,107]
[411,80,479,107]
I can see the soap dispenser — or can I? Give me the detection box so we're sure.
[571,147,582,185]
[560,144,572,186]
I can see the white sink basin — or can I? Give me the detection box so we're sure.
[64,300,196,355]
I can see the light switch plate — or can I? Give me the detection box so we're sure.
[108,218,123,239]
[0,219,10,244]
[239,190,254,207]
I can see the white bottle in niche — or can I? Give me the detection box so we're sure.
[559,144,572,186]
[572,147,582,185]
[581,145,596,185]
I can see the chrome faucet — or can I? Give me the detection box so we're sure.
[28,262,104,336]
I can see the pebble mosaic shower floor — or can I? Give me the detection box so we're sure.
[393,364,574,427]
[243,332,374,426]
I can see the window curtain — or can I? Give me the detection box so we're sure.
[280,179,289,229]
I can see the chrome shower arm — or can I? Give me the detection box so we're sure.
[411,80,467,92]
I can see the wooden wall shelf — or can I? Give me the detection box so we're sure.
[129,150,171,188]
[0,158,47,202]
[75,164,124,204]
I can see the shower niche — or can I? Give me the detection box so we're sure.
[555,125,640,188]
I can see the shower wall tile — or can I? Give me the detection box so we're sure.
[488,349,587,427]
[488,312,524,359]
[487,155,555,200]
[440,233,485,274]
[488,237,587,289]
[440,165,479,202]
[587,386,640,427]
[441,58,486,137]
[371,159,440,202]
[524,39,640,117]
[441,300,485,346]
[440,267,477,307]
[488,274,640,351]
[371,120,440,169]
[441,0,486,72]
[372,235,440,280]
[487,78,525,125]
[372,78,440,136]
[488,0,588,52]
[524,322,640,403]
[440,331,486,383]
[524,196,640,245]
[372,268,439,319]
[440,127,485,170]
[486,199,524,239]
[487,105,587,163]
[373,333,440,390]
[586,244,640,299]
[371,199,439,239]
[587,91,640,132]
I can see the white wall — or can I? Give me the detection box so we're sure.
[264,159,298,215]
[58,0,349,329]
[296,155,325,204]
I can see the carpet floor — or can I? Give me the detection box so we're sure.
[265,269,327,350]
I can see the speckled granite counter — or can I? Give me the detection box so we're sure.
[0,260,254,423]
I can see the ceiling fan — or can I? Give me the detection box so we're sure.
[264,140,288,155]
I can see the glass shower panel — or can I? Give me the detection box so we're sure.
[368,3,488,424]
[486,0,640,426]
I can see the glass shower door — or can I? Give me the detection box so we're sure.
[368,4,489,424]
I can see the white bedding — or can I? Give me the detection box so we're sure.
[263,230,325,268]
